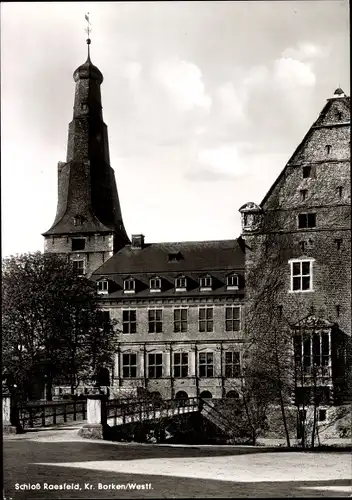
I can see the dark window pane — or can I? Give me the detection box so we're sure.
[307,213,316,227]
[148,367,154,378]
[156,322,162,333]
[302,262,310,275]
[225,365,232,377]
[199,308,206,319]
[298,214,307,228]
[130,323,136,334]
[199,322,205,332]
[182,353,188,364]
[207,366,214,377]
[174,322,180,333]
[131,367,136,378]
[156,366,163,378]
[156,354,162,364]
[130,310,136,321]
[292,262,301,276]
[156,310,162,321]
[72,239,85,251]
[199,353,206,364]
[225,308,232,319]
[174,353,180,364]
[181,309,187,320]
[293,277,301,290]
[123,310,129,321]
[123,323,129,334]
[225,352,232,363]
[302,277,310,290]
[174,366,180,377]
[207,353,213,363]
[226,320,232,331]
[199,366,206,377]
[233,308,240,319]
[303,166,311,178]
[181,366,188,377]
[181,321,187,332]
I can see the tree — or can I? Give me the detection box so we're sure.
[2,252,118,400]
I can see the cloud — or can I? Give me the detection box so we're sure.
[273,57,316,88]
[282,42,330,61]
[152,58,212,111]
[197,144,245,177]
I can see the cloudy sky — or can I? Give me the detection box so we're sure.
[1,1,349,257]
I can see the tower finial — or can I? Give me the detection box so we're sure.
[85,12,92,59]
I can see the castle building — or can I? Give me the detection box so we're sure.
[44,44,351,404]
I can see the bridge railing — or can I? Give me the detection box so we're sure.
[18,400,87,428]
[105,397,199,425]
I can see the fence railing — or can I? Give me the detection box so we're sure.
[105,397,199,425]
[18,400,87,428]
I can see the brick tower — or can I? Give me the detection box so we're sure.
[43,38,130,276]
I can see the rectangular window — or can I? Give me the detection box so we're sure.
[97,280,108,293]
[337,186,343,198]
[300,189,308,201]
[124,279,135,291]
[148,353,163,378]
[291,260,313,291]
[98,310,110,324]
[148,309,162,333]
[150,278,161,290]
[122,310,137,334]
[321,332,329,366]
[199,352,214,377]
[225,351,240,378]
[200,276,212,289]
[199,307,213,332]
[122,354,137,378]
[72,238,85,251]
[72,259,85,275]
[175,277,187,290]
[335,238,342,250]
[174,308,188,332]
[225,306,241,331]
[302,166,311,178]
[303,335,311,371]
[173,353,188,378]
[227,275,239,289]
[298,213,316,229]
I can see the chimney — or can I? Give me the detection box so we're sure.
[131,234,145,249]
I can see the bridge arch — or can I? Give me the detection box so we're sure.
[226,390,239,399]
[199,390,212,399]
[175,390,188,400]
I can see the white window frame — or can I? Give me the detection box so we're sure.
[72,257,86,276]
[122,353,137,378]
[173,352,189,378]
[227,274,239,290]
[97,279,109,294]
[289,258,315,293]
[198,351,214,378]
[225,306,241,331]
[175,276,187,292]
[200,275,212,291]
[174,307,188,333]
[198,306,214,332]
[124,277,136,294]
[150,277,161,292]
[148,353,163,379]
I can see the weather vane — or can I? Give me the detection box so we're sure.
[85,12,92,57]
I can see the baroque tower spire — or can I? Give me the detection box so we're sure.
[43,19,130,276]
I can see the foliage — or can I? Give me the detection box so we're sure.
[2,252,118,400]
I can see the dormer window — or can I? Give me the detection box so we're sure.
[124,277,136,294]
[200,275,212,291]
[73,215,84,226]
[227,274,239,290]
[175,276,187,292]
[97,280,109,295]
[150,277,161,292]
[168,252,182,262]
